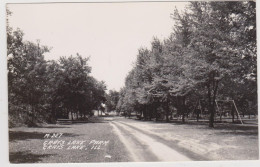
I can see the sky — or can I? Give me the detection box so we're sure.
[8,2,187,91]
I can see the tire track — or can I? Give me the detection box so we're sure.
[111,121,192,161]
[117,120,208,161]
[110,122,159,161]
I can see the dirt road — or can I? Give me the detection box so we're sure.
[108,116,258,161]
[110,120,192,161]
[9,116,258,163]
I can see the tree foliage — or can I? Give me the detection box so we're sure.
[105,90,120,112]
[117,1,256,127]
[7,11,106,126]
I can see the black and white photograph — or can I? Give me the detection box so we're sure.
[2,0,258,164]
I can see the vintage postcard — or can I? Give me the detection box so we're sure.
[3,0,259,165]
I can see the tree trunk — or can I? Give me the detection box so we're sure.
[193,100,200,122]
[71,111,74,121]
[144,109,147,120]
[196,110,200,122]
[156,111,159,121]
[149,105,152,121]
[166,111,169,122]
[182,96,186,123]
[51,104,56,123]
[182,112,185,123]
[32,105,35,124]
[31,104,35,126]
[209,105,214,127]
[164,103,169,122]
[208,70,219,128]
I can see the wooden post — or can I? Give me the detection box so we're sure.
[232,100,244,124]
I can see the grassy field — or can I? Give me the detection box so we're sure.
[9,117,130,163]
[122,118,259,160]
[9,116,259,163]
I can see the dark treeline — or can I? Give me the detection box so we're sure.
[116,1,257,127]
[7,10,106,127]
[105,90,120,113]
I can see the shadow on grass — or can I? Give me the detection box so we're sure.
[132,117,258,127]
[36,126,71,129]
[130,118,210,126]
[214,124,258,130]
[9,151,54,163]
[99,115,116,117]
[180,122,259,136]
[73,122,107,124]
[214,124,258,136]
[127,116,208,124]
[87,117,107,123]
[9,131,80,142]
[216,131,258,136]
[128,117,258,136]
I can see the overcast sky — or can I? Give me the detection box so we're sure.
[8,2,187,91]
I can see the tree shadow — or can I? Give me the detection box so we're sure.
[214,124,258,131]
[213,124,258,136]
[99,115,115,117]
[216,131,258,136]
[188,123,259,136]
[170,121,209,126]
[9,131,79,142]
[36,126,71,129]
[126,117,258,136]
[87,118,107,123]
[128,117,211,125]
[9,150,54,163]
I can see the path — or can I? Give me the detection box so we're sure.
[109,117,192,161]
[9,116,258,163]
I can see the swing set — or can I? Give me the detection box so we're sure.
[215,100,243,124]
[193,99,244,124]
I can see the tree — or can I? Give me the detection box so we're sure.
[118,1,256,127]
[8,31,50,125]
[7,8,107,125]
[182,1,256,127]
[105,90,119,113]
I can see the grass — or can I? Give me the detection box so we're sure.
[121,117,259,160]
[9,116,259,163]
[9,117,130,163]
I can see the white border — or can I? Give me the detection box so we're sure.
[0,1,259,167]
